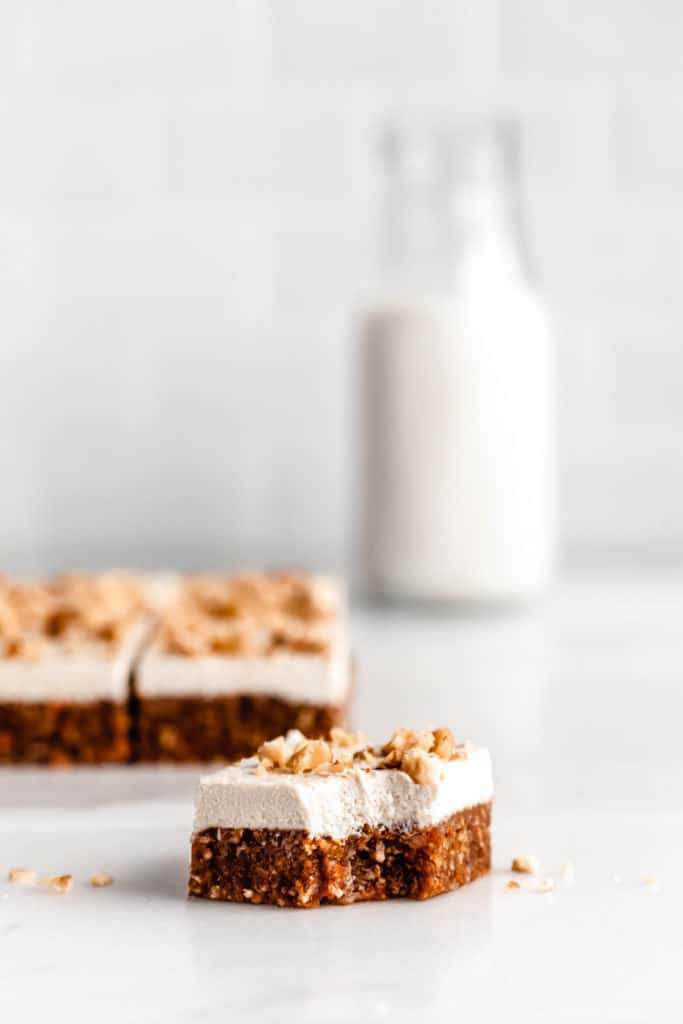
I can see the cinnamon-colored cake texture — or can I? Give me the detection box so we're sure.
[134,694,346,763]
[0,701,130,765]
[189,727,493,907]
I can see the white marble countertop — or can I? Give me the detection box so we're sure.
[1,568,682,1023]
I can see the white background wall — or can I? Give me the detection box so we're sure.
[1,0,682,573]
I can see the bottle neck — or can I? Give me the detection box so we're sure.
[380,126,529,297]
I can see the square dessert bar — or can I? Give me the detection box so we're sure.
[189,727,493,907]
[134,572,352,763]
[0,573,153,764]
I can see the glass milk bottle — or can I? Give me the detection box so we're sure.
[361,123,555,603]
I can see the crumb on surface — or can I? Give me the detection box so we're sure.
[512,855,540,875]
[40,874,73,894]
[536,878,554,894]
[505,880,521,890]
[8,868,36,886]
[89,871,113,888]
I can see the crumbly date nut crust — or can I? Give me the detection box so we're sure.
[0,701,130,764]
[189,802,492,907]
[157,572,338,659]
[134,694,346,763]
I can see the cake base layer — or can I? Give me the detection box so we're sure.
[188,801,491,906]
[134,695,347,763]
[0,701,130,764]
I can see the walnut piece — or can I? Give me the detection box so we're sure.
[330,726,363,748]
[400,747,445,786]
[383,728,434,757]
[286,739,332,774]
[512,855,540,875]
[257,736,291,769]
[432,727,456,760]
[89,872,113,888]
[8,867,36,885]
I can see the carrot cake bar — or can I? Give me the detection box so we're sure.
[189,727,492,906]
[134,572,352,762]
[0,573,152,764]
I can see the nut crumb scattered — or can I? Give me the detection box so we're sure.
[505,880,521,890]
[89,872,113,888]
[8,868,36,886]
[40,874,73,894]
[512,856,540,875]
[536,878,554,894]
[560,861,575,882]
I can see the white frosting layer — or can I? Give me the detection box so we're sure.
[136,642,349,703]
[0,618,153,703]
[193,744,493,840]
[136,576,350,704]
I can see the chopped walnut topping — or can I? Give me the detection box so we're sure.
[89,872,113,888]
[257,736,291,769]
[8,867,36,885]
[356,748,379,767]
[432,727,457,760]
[156,572,337,658]
[512,855,540,875]
[400,747,445,786]
[330,726,363,748]
[287,739,332,774]
[0,573,145,660]
[250,724,466,785]
[40,874,73,894]
[383,728,434,757]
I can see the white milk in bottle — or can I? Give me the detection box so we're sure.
[361,124,555,602]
